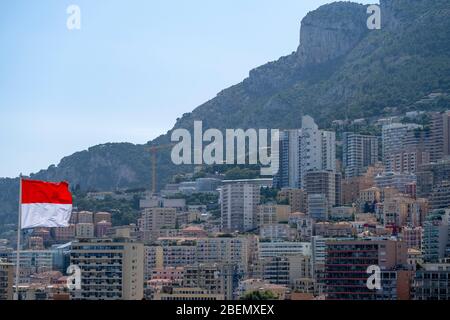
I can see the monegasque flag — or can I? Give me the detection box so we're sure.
[21,179,73,229]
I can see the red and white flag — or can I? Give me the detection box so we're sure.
[21,179,73,229]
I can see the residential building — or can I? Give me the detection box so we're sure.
[95,220,112,238]
[375,172,417,193]
[75,223,94,239]
[385,149,430,174]
[256,204,291,227]
[429,181,450,210]
[0,259,13,300]
[140,207,177,242]
[10,250,53,283]
[275,129,302,189]
[70,237,144,300]
[196,237,249,274]
[289,213,314,241]
[150,267,184,285]
[413,259,450,300]
[314,222,354,238]
[428,111,450,162]
[274,116,336,189]
[422,209,450,263]
[258,241,310,259]
[329,206,356,221]
[307,194,329,221]
[259,224,296,241]
[93,212,112,224]
[382,123,421,162]
[324,239,408,300]
[343,133,379,178]
[277,188,307,213]
[311,236,327,295]
[416,159,450,197]
[305,171,338,209]
[144,240,196,279]
[52,225,76,242]
[220,181,260,232]
[77,211,94,224]
[401,227,423,250]
[183,263,236,300]
[260,256,290,286]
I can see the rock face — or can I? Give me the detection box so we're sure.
[296,2,368,66]
[1,0,450,224]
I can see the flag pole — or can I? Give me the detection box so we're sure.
[14,176,22,300]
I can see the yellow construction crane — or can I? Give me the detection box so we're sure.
[145,143,176,194]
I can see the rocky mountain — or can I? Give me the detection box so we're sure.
[1,0,450,225]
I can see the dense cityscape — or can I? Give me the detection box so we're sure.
[1,111,450,301]
[1,0,450,311]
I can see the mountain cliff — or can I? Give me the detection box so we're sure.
[1,0,450,225]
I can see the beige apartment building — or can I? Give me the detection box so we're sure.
[0,259,13,300]
[277,189,308,213]
[256,204,291,226]
[140,207,177,242]
[70,236,144,300]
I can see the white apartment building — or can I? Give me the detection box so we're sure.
[275,116,336,189]
[258,241,311,259]
[220,181,260,232]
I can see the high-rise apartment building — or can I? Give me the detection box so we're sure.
[311,236,327,295]
[324,239,408,300]
[70,237,144,300]
[381,195,427,228]
[196,237,249,274]
[422,209,449,263]
[343,133,379,178]
[428,111,450,162]
[145,240,196,280]
[220,181,260,232]
[429,181,450,210]
[140,207,177,242]
[386,111,450,166]
[382,123,421,162]
[275,130,302,189]
[417,159,450,197]
[385,149,430,174]
[274,116,336,189]
[305,171,340,206]
[259,256,290,286]
[145,236,251,279]
[301,116,336,186]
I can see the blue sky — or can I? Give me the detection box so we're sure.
[0,0,376,178]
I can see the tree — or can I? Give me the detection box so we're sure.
[241,290,278,300]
